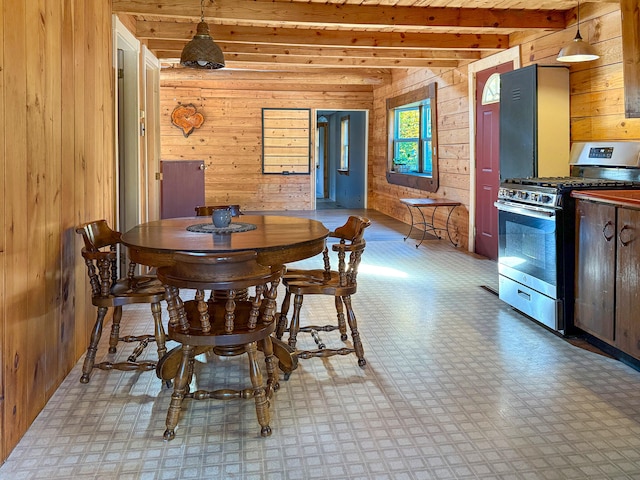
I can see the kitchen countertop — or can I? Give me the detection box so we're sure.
[571,189,640,208]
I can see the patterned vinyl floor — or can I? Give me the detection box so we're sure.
[2,209,640,480]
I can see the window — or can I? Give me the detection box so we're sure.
[386,82,439,192]
[339,115,350,173]
[393,102,432,175]
[482,73,501,105]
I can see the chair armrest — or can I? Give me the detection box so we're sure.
[81,248,117,262]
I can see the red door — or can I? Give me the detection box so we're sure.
[160,160,205,218]
[474,63,513,260]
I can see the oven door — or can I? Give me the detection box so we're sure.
[495,200,563,331]
[495,200,558,295]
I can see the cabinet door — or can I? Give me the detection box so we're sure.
[574,200,616,341]
[160,160,205,219]
[615,207,640,357]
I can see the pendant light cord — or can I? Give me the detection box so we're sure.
[572,0,584,41]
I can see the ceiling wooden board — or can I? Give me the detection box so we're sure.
[112,0,618,71]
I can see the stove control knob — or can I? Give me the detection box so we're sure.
[530,193,539,202]
[540,195,552,204]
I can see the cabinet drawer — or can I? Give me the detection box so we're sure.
[499,275,560,331]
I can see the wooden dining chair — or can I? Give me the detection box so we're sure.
[194,204,242,217]
[275,215,371,370]
[75,220,167,384]
[156,251,284,440]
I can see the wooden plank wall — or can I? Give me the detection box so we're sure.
[369,3,638,250]
[159,70,378,211]
[0,0,6,462]
[513,3,638,141]
[371,68,470,248]
[0,0,115,462]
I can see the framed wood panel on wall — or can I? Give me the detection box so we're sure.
[262,108,311,174]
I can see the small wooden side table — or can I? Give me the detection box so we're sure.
[400,198,461,248]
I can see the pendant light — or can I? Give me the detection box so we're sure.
[557,0,599,63]
[180,0,225,69]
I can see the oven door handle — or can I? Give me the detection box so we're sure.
[494,201,557,219]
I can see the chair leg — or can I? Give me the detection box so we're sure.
[164,344,195,441]
[342,295,366,367]
[334,297,348,341]
[246,342,272,437]
[275,290,291,340]
[80,306,108,383]
[287,294,304,349]
[108,306,123,353]
[152,302,167,360]
[260,336,279,396]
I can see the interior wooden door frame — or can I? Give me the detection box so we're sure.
[467,46,521,253]
[317,121,329,198]
[142,45,161,223]
[113,16,141,276]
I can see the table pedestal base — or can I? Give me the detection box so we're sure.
[156,336,298,383]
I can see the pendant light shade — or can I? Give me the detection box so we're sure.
[181,0,225,69]
[557,1,599,63]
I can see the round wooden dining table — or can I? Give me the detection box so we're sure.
[122,215,329,268]
[121,214,330,379]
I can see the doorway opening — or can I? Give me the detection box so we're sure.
[315,110,368,210]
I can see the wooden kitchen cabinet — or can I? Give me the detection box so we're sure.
[574,197,640,359]
[574,199,616,342]
[614,207,640,358]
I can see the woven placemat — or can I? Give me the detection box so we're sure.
[186,222,257,234]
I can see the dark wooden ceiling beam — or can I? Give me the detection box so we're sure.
[155,52,459,68]
[114,0,566,30]
[147,39,482,61]
[137,22,508,50]
[159,67,392,86]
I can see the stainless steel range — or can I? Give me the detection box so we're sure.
[495,141,640,334]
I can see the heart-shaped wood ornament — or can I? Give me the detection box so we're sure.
[171,104,204,137]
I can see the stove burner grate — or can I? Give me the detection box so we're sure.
[503,176,639,190]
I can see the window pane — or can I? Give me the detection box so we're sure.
[396,109,419,139]
[422,101,432,138]
[421,140,432,174]
[482,73,501,105]
[340,116,349,171]
[395,140,418,169]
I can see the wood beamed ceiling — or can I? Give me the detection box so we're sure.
[113,0,618,77]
